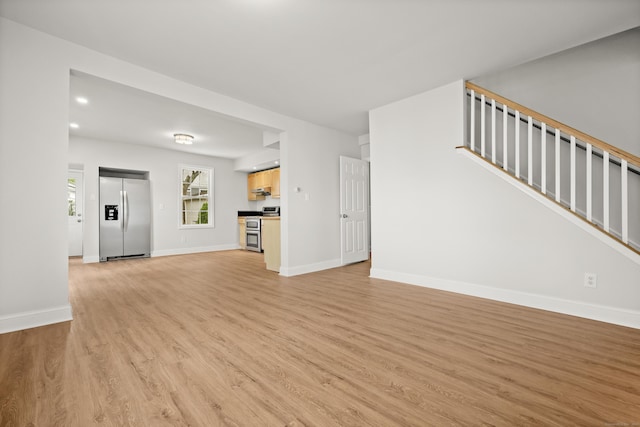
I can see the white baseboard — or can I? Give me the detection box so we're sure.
[280,258,342,277]
[83,245,240,262]
[0,305,73,334]
[370,268,640,330]
[151,244,240,258]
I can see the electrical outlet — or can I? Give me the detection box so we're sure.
[584,273,597,288]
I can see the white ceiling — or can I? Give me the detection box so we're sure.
[69,71,268,161]
[1,0,639,140]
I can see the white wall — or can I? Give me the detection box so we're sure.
[0,18,359,333]
[369,80,640,328]
[249,196,281,211]
[279,121,361,276]
[358,134,371,161]
[69,137,249,261]
[472,27,640,156]
[233,147,280,171]
[0,17,73,332]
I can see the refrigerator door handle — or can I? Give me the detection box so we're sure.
[123,190,129,232]
[119,190,125,231]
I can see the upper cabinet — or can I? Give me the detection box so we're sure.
[247,167,280,200]
[270,168,280,198]
[247,172,264,201]
[257,169,271,188]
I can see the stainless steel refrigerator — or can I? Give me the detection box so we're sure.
[99,177,150,261]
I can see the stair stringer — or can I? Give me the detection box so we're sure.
[457,147,640,265]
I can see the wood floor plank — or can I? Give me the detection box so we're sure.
[1,250,640,426]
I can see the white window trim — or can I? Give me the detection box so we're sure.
[178,164,214,229]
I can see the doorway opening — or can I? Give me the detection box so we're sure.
[68,169,84,257]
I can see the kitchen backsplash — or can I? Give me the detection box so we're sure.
[249,197,281,210]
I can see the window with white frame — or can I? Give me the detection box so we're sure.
[68,178,77,216]
[180,165,213,227]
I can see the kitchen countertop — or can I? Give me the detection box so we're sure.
[261,217,280,221]
[237,210,262,217]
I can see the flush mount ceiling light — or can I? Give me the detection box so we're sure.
[174,133,194,145]
[69,122,79,129]
[75,96,88,105]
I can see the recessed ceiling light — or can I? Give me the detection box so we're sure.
[75,97,88,105]
[253,166,257,170]
[69,122,79,129]
[275,161,279,165]
[173,133,194,145]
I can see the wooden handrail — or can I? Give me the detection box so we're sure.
[465,81,640,167]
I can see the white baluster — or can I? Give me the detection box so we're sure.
[480,94,486,158]
[555,129,561,202]
[621,159,628,244]
[527,116,533,186]
[503,103,508,171]
[570,136,576,212]
[541,123,547,194]
[470,89,475,151]
[586,143,592,222]
[515,111,520,179]
[491,99,496,164]
[603,151,610,232]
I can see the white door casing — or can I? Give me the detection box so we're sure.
[68,170,83,256]
[340,156,369,265]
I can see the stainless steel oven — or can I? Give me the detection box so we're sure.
[243,207,279,252]
[245,216,262,252]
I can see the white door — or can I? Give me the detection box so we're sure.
[68,170,83,256]
[340,156,369,265]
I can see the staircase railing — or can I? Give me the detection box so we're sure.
[463,81,639,255]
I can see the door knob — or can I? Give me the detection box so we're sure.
[341,214,348,218]
[77,219,82,223]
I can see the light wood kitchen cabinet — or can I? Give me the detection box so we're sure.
[260,169,272,188]
[238,217,246,249]
[254,170,264,188]
[262,217,281,272]
[247,168,280,200]
[257,169,271,188]
[247,173,264,201]
[270,168,280,198]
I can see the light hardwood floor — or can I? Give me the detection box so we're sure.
[1,251,640,426]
